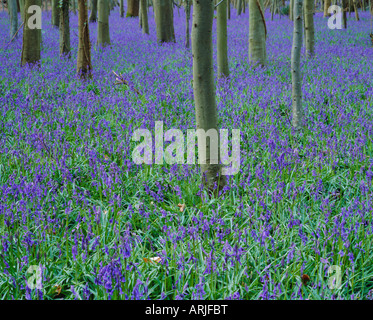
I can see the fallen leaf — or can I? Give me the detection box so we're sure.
[177,203,186,212]
[143,256,161,264]
[54,284,62,296]
[301,274,310,285]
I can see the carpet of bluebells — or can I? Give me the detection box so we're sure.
[0,5,373,300]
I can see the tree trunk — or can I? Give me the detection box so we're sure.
[59,0,70,57]
[185,0,191,47]
[120,0,124,16]
[21,0,41,67]
[323,0,330,16]
[291,0,303,130]
[217,0,229,78]
[77,0,92,79]
[154,0,175,43]
[139,0,143,27]
[51,0,60,26]
[304,0,314,57]
[98,0,110,46]
[352,0,359,20]
[72,0,77,14]
[342,0,347,28]
[9,0,18,39]
[89,0,98,22]
[140,0,149,34]
[290,0,294,19]
[192,0,225,194]
[19,0,25,21]
[237,0,242,14]
[127,0,139,16]
[249,0,266,66]
[228,0,231,19]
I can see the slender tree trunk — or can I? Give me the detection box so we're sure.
[77,0,92,79]
[237,0,242,14]
[139,0,143,27]
[290,0,294,19]
[228,0,231,19]
[120,0,124,16]
[127,0,139,16]
[21,0,41,67]
[154,0,175,43]
[291,0,303,130]
[185,0,191,47]
[140,0,149,34]
[342,0,347,27]
[304,0,314,57]
[352,0,359,20]
[98,0,110,46]
[249,0,267,66]
[89,0,98,22]
[9,0,18,39]
[217,0,229,78]
[51,0,60,26]
[192,0,225,194]
[323,0,330,16]
[59,0,70,57]
[72,0,77,14]
[19,0,25,21]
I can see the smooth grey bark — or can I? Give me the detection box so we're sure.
[21,0,42,67]
[89,0,98,22]
[342,0,347,28]
[51,0,60,26]
[77,0,92,78]
[9,0,18,39]
[97,0,110,46]
[59,0,71,57]
[304,0,314,57]
[72,0,77,14]
[217,0,229,78]
[192,0,225,194]
[237,0,242,14]
[127,0,139,16]
[249,0,267,66]
[291,0,303,130]
[185,0,191,48]
[139,0,142,27]
[120,0,124,17]
[19,0,25,21]
[140,0,149,34]
[154,0,175,43]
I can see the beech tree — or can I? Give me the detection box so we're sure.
[51,0,60,27]
[120,0,124,17]
[77,0,92,78]
[127,0,139,17]
[98,0,110,46]
[304,0,314,57]
[8,0,18,40]
[21,0,41,67]
[154,0,175,43]
[184,0,191,48]
[89,0,98,22]
[59,0,70,57]
[192,0,225,194]
[249,0,267,66]
[217,0,229,78]
[291,0,303,130]
[140,0,149,34]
